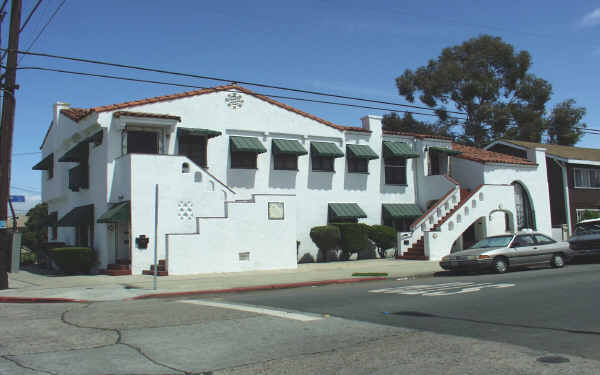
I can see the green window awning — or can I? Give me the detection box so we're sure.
[178,127,222,139]
[328,203,367,219]
[230,136,267,154]
[382,203,423,219]
[58,204,94,226]
[383,141,419,159]
[272,139,308,156]
[97,201,130,224]
[428,146,462,156]
[346,144,379,160]
[58,142,88,162]
[32,154,53,170]
[311,142,344,158]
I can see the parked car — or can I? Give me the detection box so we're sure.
[440,231,572,274]
[568,218,600,257]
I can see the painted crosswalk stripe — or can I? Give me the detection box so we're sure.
[370,282,515,296]
[178,300,323,321]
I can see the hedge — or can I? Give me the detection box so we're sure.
[331,223,370,256]
[48,247,97,274]
[368,225,397,257]
[310,226,341,252]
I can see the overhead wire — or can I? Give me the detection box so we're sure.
[2,48,467,116]
[19,0,43,33]
[16,65,469,122]
[16,0,66,63]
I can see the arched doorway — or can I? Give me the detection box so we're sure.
[512,182,536,230]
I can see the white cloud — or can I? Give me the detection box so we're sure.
[581,8,600,27]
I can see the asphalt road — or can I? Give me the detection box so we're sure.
[3,261,600,374]
[210,261,600,361]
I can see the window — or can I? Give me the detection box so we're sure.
[312,155,334,172]
[574,168,600,188]
[48,154,54,180]
[512,235,535,247]
[274,154,298,171]
[383,217,410,232]
[576,209,600,223]
[178,134,207,167]
[348,157,368,173]
[534,234,556,244]
[127,131,159,154]
[231,151,258,169]
[384,157,407,185]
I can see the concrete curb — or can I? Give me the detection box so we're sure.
[129,276,390,300]
[0,296,89,304]
[0,270,440,303]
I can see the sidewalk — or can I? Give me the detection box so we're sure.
[1,259,442,302]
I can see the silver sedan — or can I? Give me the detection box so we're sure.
[440,231,573,274]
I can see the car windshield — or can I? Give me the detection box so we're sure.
[575,221,600,235]
[469,235,514,249]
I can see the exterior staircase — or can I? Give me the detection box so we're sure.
[397,188,471,261]
[104,259,131,276]
[142,259,168,276]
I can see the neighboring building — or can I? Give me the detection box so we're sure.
[33,84,553,275]
[487,140,600,238]
[6,216,27,231]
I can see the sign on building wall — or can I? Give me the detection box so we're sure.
[268,202,285,220]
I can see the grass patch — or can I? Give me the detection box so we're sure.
[352,272,388,277]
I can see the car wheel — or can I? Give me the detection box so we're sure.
[493,257,508,274]
[552,253,565,268]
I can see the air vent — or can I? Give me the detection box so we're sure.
[239,252,250,261]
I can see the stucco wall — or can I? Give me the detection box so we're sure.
[450,158,485,190]
[168,195,297,275]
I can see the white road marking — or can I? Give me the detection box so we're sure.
[369,282,515,296]
[178,300,323,321]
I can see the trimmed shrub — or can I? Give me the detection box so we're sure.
[20,252,36,265]
[48,247,97,274]
[368,225,397,258]
[310,226,341,252]
[332,223,370,258]
[310,225,341,262]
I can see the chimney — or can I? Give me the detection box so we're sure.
[53,101,70,125]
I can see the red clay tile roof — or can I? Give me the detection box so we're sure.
[452,143,536,166]
[113,111,181,121]
[383,130,452,140]
[58,84,367,133]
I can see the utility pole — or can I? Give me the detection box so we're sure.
[0,0,22,290]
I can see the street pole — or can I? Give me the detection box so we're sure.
[153,184,158,290]
[0,0,22,290]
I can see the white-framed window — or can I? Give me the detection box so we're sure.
[574,168,600,188]
[576,209,600,223]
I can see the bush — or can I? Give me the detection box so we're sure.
[368,225,397,258]
[48,247,97,274]
[310,226,341,252]
[20,252,36,265]
[332,223,370,258]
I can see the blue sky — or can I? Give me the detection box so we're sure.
[5,0,600,214]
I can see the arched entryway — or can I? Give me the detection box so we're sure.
[512,181,536,230]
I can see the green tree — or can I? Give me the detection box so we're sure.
[546,99,587,146]
[382,112,454,138]
[22,203,50,253]
[394,35,552,146]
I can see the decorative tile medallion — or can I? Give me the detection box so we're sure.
[177,201,194,221]
[225,93,244,109]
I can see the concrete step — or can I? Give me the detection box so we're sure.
[104,268,132,276]
[107,263,130,270]
[142,270,169,276]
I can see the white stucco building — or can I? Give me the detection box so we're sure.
[33,84,552,275]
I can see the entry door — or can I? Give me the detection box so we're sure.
[116,223,131,261]
[178,135,207,167]
[429,151,441,175]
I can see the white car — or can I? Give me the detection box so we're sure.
[440,231,573,274]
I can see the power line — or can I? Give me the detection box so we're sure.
[10,185,40,193]
[16,0,65,63]
[19,0,42,33]
[17,65,469,122]
[3,47,467,116]
[12,151,40,155]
